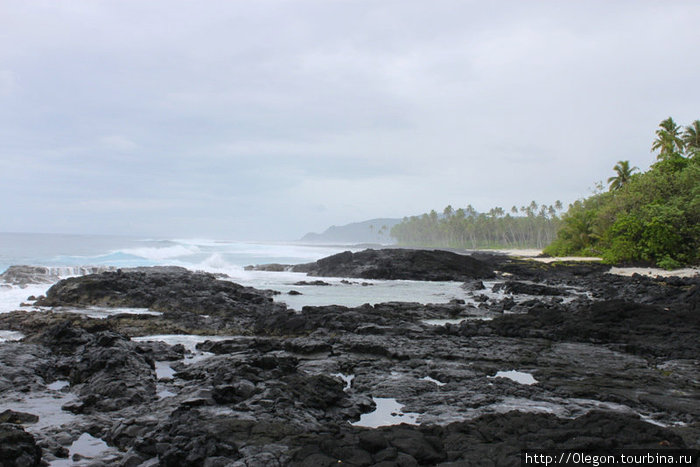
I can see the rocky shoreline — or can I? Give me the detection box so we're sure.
[0,249,698,466]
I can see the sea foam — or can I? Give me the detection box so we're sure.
[118,244,200,261]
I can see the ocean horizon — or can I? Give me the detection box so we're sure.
[0,232,356,273]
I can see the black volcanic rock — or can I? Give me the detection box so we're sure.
[243,263,290,272]
[24,322,158,414]
[1,257,698,465]
[293,280,332,286]
[32,320,94,354]
[35,267,283,319]
[502,280,567,296]
[292,249,495,281]
[461,279,485,291]
[457,296,700,359]
[0,423,42,466]
[284,411,686,467]
[0,410,38,425]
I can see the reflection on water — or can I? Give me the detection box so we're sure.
[351,397,420,428]
[493,370,538,385]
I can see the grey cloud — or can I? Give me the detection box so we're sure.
[1,0,699,239]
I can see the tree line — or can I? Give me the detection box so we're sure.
[390,201,564,249]
[389,117,699,268]
[545,117,699,268]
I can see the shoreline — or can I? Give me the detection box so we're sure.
[294,243,699,278]
[492,248,700,278]
[0,249,698,464]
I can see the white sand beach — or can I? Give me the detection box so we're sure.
[495,249,699,278]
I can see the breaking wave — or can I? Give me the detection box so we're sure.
[118,244,201,261]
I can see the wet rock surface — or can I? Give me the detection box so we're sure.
[30,267,288,334]
[0,254,698,465]
[0,265,115,287]
[35,267,281,313]
[0,265,66,287]
[0,423,42,466]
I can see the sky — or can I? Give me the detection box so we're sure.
[1,0,699,241]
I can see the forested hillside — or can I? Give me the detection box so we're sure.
[301,218,401,244]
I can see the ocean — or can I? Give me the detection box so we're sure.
[0,233,474,314]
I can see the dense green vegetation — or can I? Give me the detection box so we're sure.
[390,202,563,249]
[544,118,700,268]
[390,118,699,268]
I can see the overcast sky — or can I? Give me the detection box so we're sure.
[1,1,698,240]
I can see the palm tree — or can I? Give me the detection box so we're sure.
[607,160,638,191]
[682,120,700,158]
[652,117,685,159]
